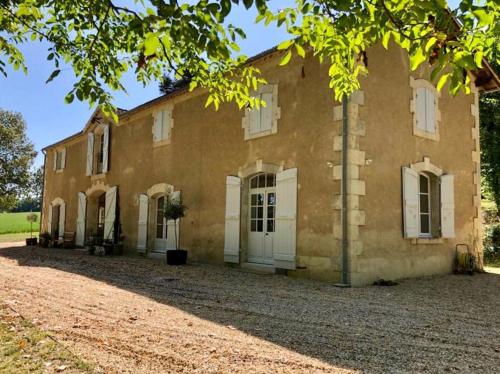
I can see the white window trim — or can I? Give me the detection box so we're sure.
[410,77,441,141]
[242,84,280,140]
[153,105,174,147]
[54,148,65,173]
[407,157,450,245]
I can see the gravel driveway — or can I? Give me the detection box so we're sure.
[0,245,499,373]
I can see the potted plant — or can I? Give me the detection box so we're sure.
[85,234,95,255]
[103,239,114,256]
[164,198,187,265]
[39,231,51,247]
[25,212,38,246]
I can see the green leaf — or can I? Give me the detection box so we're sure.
[436,73,450,91]
[279,50,292,66]
[45,69,60,83]
[277,40,293,50]
[382,32,391,50]
[144,34,159,56]
[295,43,306,58]
[409,48,426,71]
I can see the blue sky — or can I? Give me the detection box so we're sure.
[0,1,462,168]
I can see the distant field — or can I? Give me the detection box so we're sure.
[0,212,40,234]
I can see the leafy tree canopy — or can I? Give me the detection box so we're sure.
[480,37,500,213]
[0,109,37,212]
[0,0,498,120]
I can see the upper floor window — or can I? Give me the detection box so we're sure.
[242,84,281,140]
[53,148,66,171]
[86,124,109,176]
[410,78,440,141]
[153,107,173,145]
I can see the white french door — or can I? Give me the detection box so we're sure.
[154,196,168,252]
[248,174,276,264]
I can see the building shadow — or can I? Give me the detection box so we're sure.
[0,245,499,373]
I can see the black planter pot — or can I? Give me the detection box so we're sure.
[39,238,49,248]
[25,238,37,246]
[166,249,188,265]
[103,243,114,256]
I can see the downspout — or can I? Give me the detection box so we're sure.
[40,150,47,236]
[341,95,350,286]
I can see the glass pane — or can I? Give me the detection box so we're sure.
[257,220,263,232]
[250,177,258,189]
[267,220,275,232]
[156,224,163,238]
[419,175,428,193]
[158,196,164,209]
[267,174,275,187]
[258,174,266,188]
[267,193,275,206]
[257,193,264,206]
[420,214,430,234]
[251,220,256,232]
[267,206,275,219]
[251,194,257,206]
[251,207,257,219]
[257,207,263,219]
[420,194,429,213]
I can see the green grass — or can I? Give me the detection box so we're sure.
[0,212,40,234]
[0,303,94,373]
[0,232,38,243]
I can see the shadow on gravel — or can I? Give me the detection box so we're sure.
[1,245,499,373]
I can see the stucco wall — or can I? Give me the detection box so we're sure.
[42,52,342,282]
[353,44,477,286]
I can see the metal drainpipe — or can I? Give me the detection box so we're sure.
[341,94,350,286]
[39,150,47,236]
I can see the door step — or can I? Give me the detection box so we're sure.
[240,262,275,275]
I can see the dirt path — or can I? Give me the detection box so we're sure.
[0,246,499,373]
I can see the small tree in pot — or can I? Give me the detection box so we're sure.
[164,197,187,265]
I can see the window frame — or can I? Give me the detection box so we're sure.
[55,150,64,171]
[418,173,432,238]
[410,77,440,141]
[153,106,174,146]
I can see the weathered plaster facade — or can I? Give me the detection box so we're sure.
[41,44,498,285]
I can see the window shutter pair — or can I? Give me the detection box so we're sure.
[136,190,181,252]
[248,92,273,135]
[153,109,172,142]
[86,125,109,175]
[402,167,454,238]
[415,87,436,134]
[53,149,66,171]
[223,169,297,269]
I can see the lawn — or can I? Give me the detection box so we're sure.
[0,301,93,373]
[0,212,40,234]
[0,232,38,243]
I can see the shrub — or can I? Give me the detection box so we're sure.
[484,223,500,263]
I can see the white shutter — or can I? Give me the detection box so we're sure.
[53,152,57,170]
[248,106,260,135]
[153,110,163,141]
[76,192,87,246]
[58,202,65,240]
[274,168,297,269]
[47,204,53,235]
[224,176,241,263]
[402,167,419,238]
[426,89,436,133]
[415,87,427,131]
[440,174,455,238]
[104,186,117,241]
[162,110,171,140]
[86,133,94,176]
[137,194,148,253]
[61,148,66,169]
[102,125,109,173]
[166,190,181,250]
[260,92,273,132]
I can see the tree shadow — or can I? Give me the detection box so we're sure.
[1,245,499,373]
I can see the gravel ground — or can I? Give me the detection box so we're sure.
[0,245,499,373]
